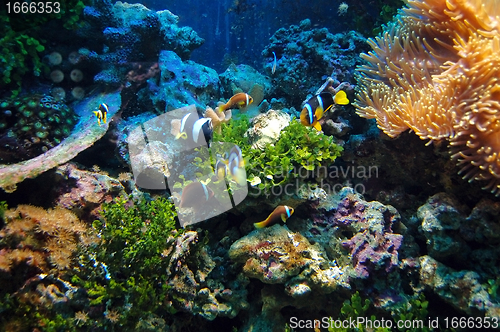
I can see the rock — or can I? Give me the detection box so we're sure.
[419,255,500,317]
[229,224,348,292]
[245,110,291,149]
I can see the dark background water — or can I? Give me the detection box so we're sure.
[136,0,370,72]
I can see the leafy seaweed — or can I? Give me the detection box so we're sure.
[213,116,343,194]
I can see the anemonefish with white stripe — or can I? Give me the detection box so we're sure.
[214,145,246,186]
[175,111,213,147]
[179,181,214,209]
[218,93,253,112]
[93,103,108,125]
[226,145,246,185]
[254,205,294,228]
[300,91,349,131]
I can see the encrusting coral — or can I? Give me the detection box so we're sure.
[354,0,500,195]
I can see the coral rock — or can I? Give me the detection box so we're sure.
[229,224,348,292]
[245,110,291,149]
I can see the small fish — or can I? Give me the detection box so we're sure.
[218,93,253,112]
[300,91,349,131]
[254,205,294,228]
[93,103,108,125]
[215,159,228,181]
[227,145,246,185]
[214,145,246,185]
[179,181,214,208]
[175,112,213,146]
[271,51,277,74]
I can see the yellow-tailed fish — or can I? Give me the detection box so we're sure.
[215,159,228,181]
[93,103,108,125]
[218,93,253,112]
[254,205,294,228]
[300,91,349,131]
[227,145,246,185]
[214,145,246,185]
[175,112,213,146]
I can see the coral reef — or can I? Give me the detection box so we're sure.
[213,115,343,195]
[219,63,272,102]
[0,95,79,163]
[262,19,368,106]
[354,0,500,195]
[52,163,127,221]
[306,188,407,287]
[0,91,120,193]
[79,1,204,88]
[229,224,349,290]
[417,193,500,276]
[419,255,500,317]
[149,50,221,111]
[245,109,291,149]
[73,196,248,328]
[0,204,92,276]
[0,0,85,96]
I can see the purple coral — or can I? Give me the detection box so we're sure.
[343,231,403,279]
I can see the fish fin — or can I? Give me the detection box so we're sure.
[313,121,322,131]
[175,132,188,140]
[334,90,349,105]
[281,214,288,222]
[253,220,268,229]
[324,104,334,113]
[232,168,246,186]
[315,106,324,120]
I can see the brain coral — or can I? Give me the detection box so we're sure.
[354,0,500,195]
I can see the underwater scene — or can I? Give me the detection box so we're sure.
[1,0,500,331]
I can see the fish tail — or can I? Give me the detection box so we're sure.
[175,132,188,140]
[253,219,268,229]
[334,90,349,105]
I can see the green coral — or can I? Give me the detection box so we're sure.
[213,115,343,194]
[73,196,180,328]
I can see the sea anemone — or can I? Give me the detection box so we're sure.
[354,0,500,195]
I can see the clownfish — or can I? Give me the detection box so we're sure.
[93,103,108,125]
[226,145,246,185]
[254,205,294,229]
[175,112,213,147]
[218,93,253,112]
[179,181,214,209]
[214,145,246,185]
[300,91,349,131]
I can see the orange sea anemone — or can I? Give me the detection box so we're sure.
[354,0,500,195]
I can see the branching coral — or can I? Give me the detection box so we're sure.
[354,0,500,195]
